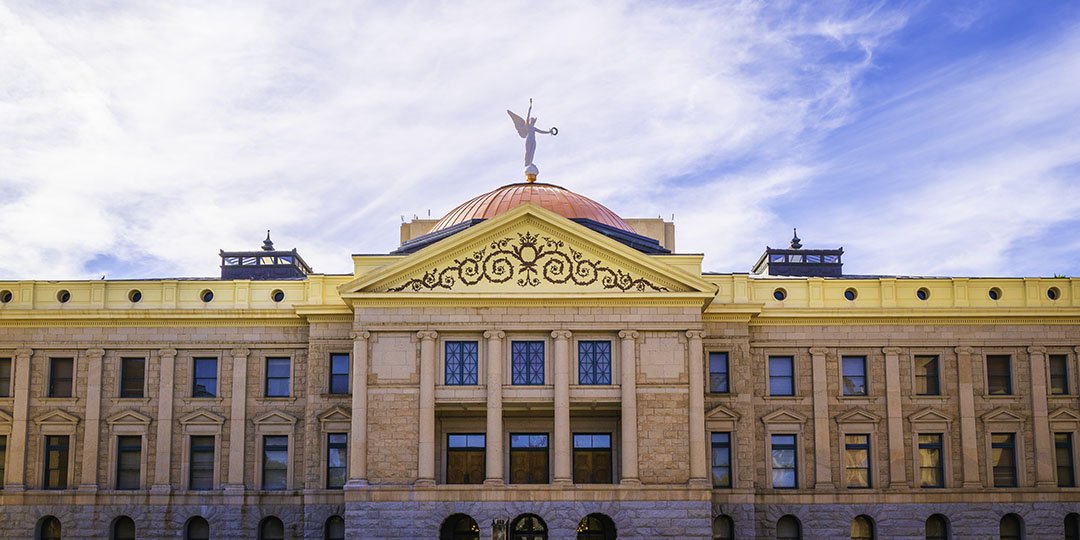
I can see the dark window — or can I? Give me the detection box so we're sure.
[445,342,479,386]
[44,435,69,489]
[712,515,734,540]
[0,435,6,489]
[112,516,136,540]
[1057,432,1075,488]
[510,433,549,484]
[38,516,62,540]
[771,434,797,488]
[119,357,145,398]
[987,355,1012,395]
[326,433,347,489]
[999,513,1022,540]
[572,433,612,484]
[325,516,346,540]
[440,513,480,540]
[578,341,612,385]
[918,434,944,488]
[925,514,949,540]
[511,341,544,385]
[510,514,548,540]
[189,436,215,490]
[186,517,210,540]
[991,433,1017,487]
[265,357,291,397]
[845,434,871,488]
[851,515,875,540]
[711,432,732,488]
[259,516,285,540]
[329,353,350,394]
[1066,513,1080,540]
[577,513,616,540]
[116,435,142,490]
[1050,355,1070,395]
[192,358,217,398]
[776,515,802,540]
[0,358,11,397]
[842,356,867,396]
[915,356,940,395]
[262,435,289,490]
[48,358,73,398]
[769,356,795,396]
[709,352,729,393]
[447,434,485,484]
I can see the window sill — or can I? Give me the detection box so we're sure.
[984,395,1023,400]
[40,397,80,403]
[764,395,800,400]
[319,393,352,399]
[111,397,152,404]
[258,397,298,403]
[183,397,225,404]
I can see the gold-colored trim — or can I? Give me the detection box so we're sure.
[750,316,1080,326]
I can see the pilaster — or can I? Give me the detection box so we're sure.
[552,330,572,485]
[416,331,438,487]
[78,348,105,492]
[882,347,907,487]
[686,330,708,486]
[345,331,371,489]
[810,346,834,489]
[484,330,505,485]
[619,331,640,484]
[224,347,250,495]
[5,348,33,491]
[1028,345,1055,486]
[151,348,177,493]
[955,346,982,488]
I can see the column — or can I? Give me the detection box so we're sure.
[346,331,371,488]
[955,346,982,487]
[809,347,834,489]
[619,331,640,484]
[152,348,177,493]
[5,348,32,491]
[484,330,505,485]
[686,331,708,485]
[1028,346,1055,486]
[416,331,438,486]
[882,347,907,487]
[225,348,249,493]
[552,330,572,485]
[79,348,105,491]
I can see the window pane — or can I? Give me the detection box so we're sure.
[266,358,291,397]
[842,356,867,396]
[120,358,145,398]
[1050,355,1069,395]
[0,358,11,398]
[116,436,142,490]
[915,356,940,395]
[510,433,548,484]
[987,355,1012,395]
[49,358,73,398]
[189,436,215,490]
[769,357,794,396]
[709,352,729,393]
[263,436,289,490]
[711,432,732,488]
[991,433,1017,487]
[44,435,69,489]
[1057,432,1075,488]
[193,358,217,397]
[330,354,350,394]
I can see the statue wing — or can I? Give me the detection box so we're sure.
[507,110,528,138]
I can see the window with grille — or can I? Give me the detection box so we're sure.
[511,341,544,385]
[578,341,612,385]
[445,342,479,386]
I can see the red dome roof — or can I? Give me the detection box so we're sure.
[432,182,633,233]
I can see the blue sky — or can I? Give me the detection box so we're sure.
[2,1,1079,279]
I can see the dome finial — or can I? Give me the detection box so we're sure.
[262,230,275,251]
[790,228,802,249]
[525,163,539,183]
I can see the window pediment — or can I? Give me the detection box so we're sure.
[981,407,1025,428]
[253,410,298,426]
[317,406,351,424]
[33,409,80,426]
[909,407,953,425]
[705,404,741,422]
[179,409,225,426]
[106,409,153,426]
[835,408,881,425]
[761,409,807,428]
[1049,408,1080,430]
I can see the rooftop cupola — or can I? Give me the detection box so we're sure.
[220,230,312,280]
[752,229,844,277]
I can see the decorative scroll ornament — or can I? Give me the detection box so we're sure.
[387,232,667,293]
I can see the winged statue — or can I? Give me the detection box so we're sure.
[507,99,557,170]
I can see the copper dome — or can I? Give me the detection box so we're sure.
[432,182,633,233]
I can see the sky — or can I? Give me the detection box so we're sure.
[2,0,1080,280]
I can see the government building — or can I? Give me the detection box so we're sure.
[0,177,1078,539]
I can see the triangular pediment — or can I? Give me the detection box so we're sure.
[33,409,80,426]
[318,406,351,423]
[179,409,225,426]
[253,411,298,426]
[909,408,953,424]
[705,404,741,421]
[835,408,881,424]
[1049,408,1080,423]
[106,409,153,426]
[761,409,807,425]
[339,204,717,298]
[981,407,1024,424]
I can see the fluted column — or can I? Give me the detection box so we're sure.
[5,348,33,491]
[619,331,640,484]
[810,347,834,489]
[417,331,438,486]
[225,348,250,493]
[346,331,371,488]
[152,348,177,493]
[78,348,105,491]
[883,347,907,487]
[955,346,981,487]
[1028,346,1055,486]
[686,330,708,485]
[484,330,505,485]
[552,330,573,485]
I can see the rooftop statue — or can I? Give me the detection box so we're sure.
[507,98,557,180]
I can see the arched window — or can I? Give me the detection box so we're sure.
[440,514,480,540]
[185,517,209,540]
[38,516,61,540]
[112,516,136,540]
[259,516,285,540]
[851,515,874,540]
[325,516,346,540]
[1000,514,1023,540]
[577,513,616,540]
[510,514,548,540]
[1067,513,1080,540]
[776,515,801,540]
[712,515,734,540]
[925,514,949,540]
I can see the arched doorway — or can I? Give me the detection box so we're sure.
[925,514,949,540]
[510,514,548,540]
[577,513,616,540]
[440,514,480,540]
[37,517,61,540]
[1000,514,1023,540]
[111,516,136,540]
[851,515,874,540]
[258,516,285,540]
[776,515,801,540]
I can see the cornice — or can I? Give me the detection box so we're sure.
[749,315,1080,326]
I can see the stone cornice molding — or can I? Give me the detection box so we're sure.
[550,330,572,340]
[416,331,438,341]
[483,330,505,341]
[618,330,639,341]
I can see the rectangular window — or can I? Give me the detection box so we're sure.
[0,358,11,398]
[842,356,868,396]
[326,433,348,489]
[265,357,291,397]
[509,433,549,484]
[915,355,941,396]
[1057,432,1075,488]
[44,435,69,490]
[329,353,350,395]
[768,356,795,396]
[115,435,142,490]
[192,358,217,398]
[918,434,944,488]
[844,434,871,488]
[0,435,6,489]
[119,357,145,399]
[770,434,797,488]
[572,433,612,484]
[262,435,289,490]
[711,432,732,488]
[511,341,545,385]
[987,355,1012,395]
[189,436,215,490]
[1050,355,1070,395]
[48,358,73,398]
[578,341,612,385]
[447,433,485,484]
[709,352,729,393]
[445,342,479,386]
[991,433,1017,487]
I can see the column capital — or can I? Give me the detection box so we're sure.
[882,347,904,356]
[954,346,975,355]
[14,348,33,359]
[417,331,439,341]
[550,330,572,340]
[685,330,706,340]
[1027,345,1047,355]
[157,348,177,358]
[350,330,371,341]
[230,348,250,358]
[809,347,830,356]
[84,348,105,358]
[618,330,639,341]
[483,330,505,341]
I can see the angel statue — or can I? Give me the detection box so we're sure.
[507,99,558,171]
